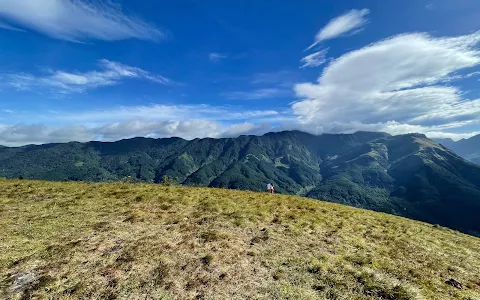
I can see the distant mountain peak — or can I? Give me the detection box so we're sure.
[435,134,480,166]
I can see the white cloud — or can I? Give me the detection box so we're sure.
[223,88,287,100]
[306,9,369,50]
[300,49,329,68]
[293,31,480,139]
[1,111,477,147]
[96,119,222,140]
[2,59,172,93]
[0,120,275,146]
[0,124,95,146]
[0,103,285,146]
[209,53,228,62]
[0,0,165,42]
[282,120,479,141]
[466,71,480,78]
[55,104,280,124]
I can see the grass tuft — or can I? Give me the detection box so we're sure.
[200,254,214,266]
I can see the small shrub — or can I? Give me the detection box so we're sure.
[151,261,169,285]
[250,230,269,244]
[201,254,214,265]
[159,204,172,210]
[312,284,326,291]
[367,284,414,300]
[346,253,373,266]
[233,217,246,227]
[161,175,178,186]
[62,283,83,296]
[199,231,219,243]
[358,272,415,300]
[307,259,323,274]
[272,269,284,280]
[92,221,109,231]
[271,216,281,224]
[121,176,135,184]
[198,230,228,243]
[123,214,137,223]
[116,252,134,264]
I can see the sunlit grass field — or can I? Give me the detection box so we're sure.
[1,179,479,299]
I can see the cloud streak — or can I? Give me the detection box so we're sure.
[209,53,228,62]
[223,88,287,100]
[2,60,172,94]
[55,104,280,124]
[300,49,328,68]
[0,0,166,42]
[307,9,369,50]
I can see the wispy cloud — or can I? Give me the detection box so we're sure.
[306,9,370,50]
[249,71,303,90]
[222,70,299,101]
[0,0,166,42]
[466,71,480,78]
[223,88,286,100]
[56,104,280,124]
[209,52,228,62]
[3,59,173,94]
[300,49,329,68]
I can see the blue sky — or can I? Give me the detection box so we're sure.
[0,0,479,146]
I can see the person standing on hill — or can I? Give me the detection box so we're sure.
[267,183,272,193]
[271,185,275,194]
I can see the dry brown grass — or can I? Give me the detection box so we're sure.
[0,179,479,299]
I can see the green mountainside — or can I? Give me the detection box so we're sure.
[1,131,480,236]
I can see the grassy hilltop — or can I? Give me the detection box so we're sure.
[1,180,479,299]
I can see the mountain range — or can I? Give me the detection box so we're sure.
[1,131,480,236]
[435,135,480,165]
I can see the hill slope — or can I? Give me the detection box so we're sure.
[1,131,480,235]
[0,180,479,299]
